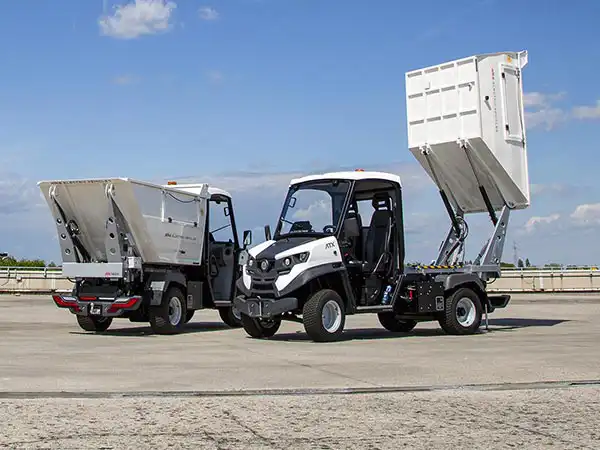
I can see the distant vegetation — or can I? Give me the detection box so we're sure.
[0,255,57,268]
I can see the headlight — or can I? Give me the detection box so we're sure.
[276,251,310,271]
[246,256,256,272]
[295,251,309,263]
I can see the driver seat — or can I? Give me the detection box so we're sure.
[362,194,393,273]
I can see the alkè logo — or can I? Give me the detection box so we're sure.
[325,242,335,249]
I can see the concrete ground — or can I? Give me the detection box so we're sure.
[1,293,599,449]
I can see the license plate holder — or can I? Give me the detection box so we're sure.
[89,303,102,315]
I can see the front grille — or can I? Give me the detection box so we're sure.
[251,281,276,294]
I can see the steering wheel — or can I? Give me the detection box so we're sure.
[323,225,335,234]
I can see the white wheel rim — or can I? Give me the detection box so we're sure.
[168,297,183,326]
[322,299,342,333]
[456,297,476,327]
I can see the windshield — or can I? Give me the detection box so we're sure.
[274,179,351,239]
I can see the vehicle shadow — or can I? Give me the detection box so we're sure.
[486,318,569,331]
[69,321,233,337]
[269,327,446,342]
[268,318,569,342]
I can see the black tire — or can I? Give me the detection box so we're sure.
[76,315,112,332]
[185,310,195,323]
[219,306,242,328]
[377,312,417,332]
[302,289,346,342]
[149,286,188,335]
[438,287,482,335]
[240,314,281,338]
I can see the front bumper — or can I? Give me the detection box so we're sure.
[52,294,143,317]
[233,295,298,319]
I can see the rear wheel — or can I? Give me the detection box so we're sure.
[302,289,346,342]
[149,287,188,335]
[219,306,243,328]
[438,287,482,335]
[241,314,281,338]
[377,312,417,332]
[76,315,112,332]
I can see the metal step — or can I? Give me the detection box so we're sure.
[355,305,394,313]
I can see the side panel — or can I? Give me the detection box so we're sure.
[274,236,343,293]
[406,56,481,148]
[477,53,530,208]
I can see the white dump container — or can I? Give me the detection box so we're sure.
[405,50,530,214]
[38,178,209,266]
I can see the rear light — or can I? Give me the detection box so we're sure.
[52,295,81,312]
[79,296,97,301]
[107,296,141,313]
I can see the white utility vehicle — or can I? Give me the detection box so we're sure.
[234,50,531,342]
[38,178,252,334]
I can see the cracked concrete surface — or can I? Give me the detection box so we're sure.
[1,387,599,449]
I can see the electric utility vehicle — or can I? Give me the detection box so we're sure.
[38,178,253,334]
[234,50,531,342]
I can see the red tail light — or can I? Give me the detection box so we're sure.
[52,295,80,311]
[107,296,141,313]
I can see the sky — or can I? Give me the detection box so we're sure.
[1,0,600,266]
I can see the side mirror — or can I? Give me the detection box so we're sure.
[238,249,249,266]
[243,229,252,247]
[264,224,272,241]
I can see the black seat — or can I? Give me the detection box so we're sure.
[363,195,392,273]
[344,204,363,258]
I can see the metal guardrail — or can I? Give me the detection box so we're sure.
[1,266,599,294]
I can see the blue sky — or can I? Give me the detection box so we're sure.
[1,0,599,266]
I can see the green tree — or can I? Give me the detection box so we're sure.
[525,258,531,267]
[518,258,524,268]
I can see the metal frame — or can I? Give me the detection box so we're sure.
[420,139,511,281]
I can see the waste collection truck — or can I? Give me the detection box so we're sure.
[38,178,253,334]
[233,50,531,342]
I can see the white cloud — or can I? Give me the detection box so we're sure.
[99,0,177,39]
[523,91,568,131]
[570,203,600,226]
[207,70,224,84]
[523,91,566,108]
[525,108,568,131]
[523,213,560,234]
[0,172,45,216]
[530,183,567,196]
[199,6,219,21]
[572,100,600,120]
[112,74,140,85]
[523,91,600,130]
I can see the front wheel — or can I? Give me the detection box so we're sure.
[438,287,482,335]
[76,315,112,332]
[219,306,243,328]
[149,287,188,335]
[241,314,281,338]
[302,289,346,342]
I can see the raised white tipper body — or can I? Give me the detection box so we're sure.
[37,178,209,268]
[405,51,530,214]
